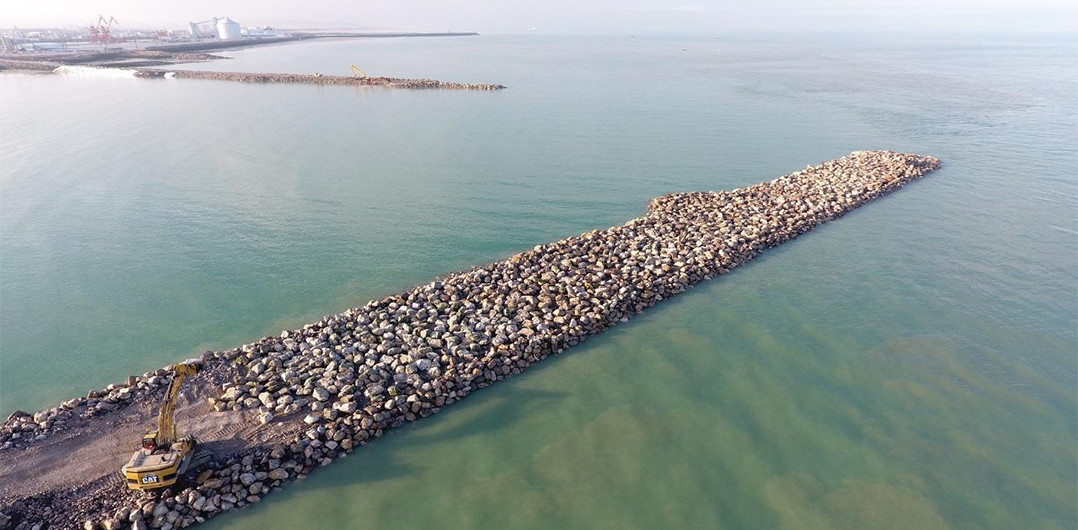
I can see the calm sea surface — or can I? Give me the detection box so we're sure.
[1,33,1075,529]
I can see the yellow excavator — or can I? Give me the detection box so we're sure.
[350,64,369,79]
[121,359,202,491]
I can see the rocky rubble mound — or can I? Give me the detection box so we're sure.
[0,151,939,529]
[132,69,507,90]
[3,370,192,451]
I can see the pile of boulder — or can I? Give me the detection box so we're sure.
[0,151,940,529]
[132,69,507,90]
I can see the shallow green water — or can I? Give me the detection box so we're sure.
[1,33,1075,528]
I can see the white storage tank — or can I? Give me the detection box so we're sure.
[216,18,241,40]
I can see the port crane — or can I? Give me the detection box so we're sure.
[89,15,118,43]
[121,359,202,491]
[188,18,220,38]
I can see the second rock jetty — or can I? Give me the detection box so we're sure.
[133,69,507,90]
[0,150,940,530]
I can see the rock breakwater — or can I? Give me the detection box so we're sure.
[0,59,59,72]
[0,151,939,529]
[132,69,507,90]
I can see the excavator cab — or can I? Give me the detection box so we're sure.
[141,431,158,451]
[122,359,202,491]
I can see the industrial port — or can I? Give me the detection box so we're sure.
[0,16,488,87]
[0,16,478,56]
[0,16,288,54]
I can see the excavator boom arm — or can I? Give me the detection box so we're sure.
[156,361,200,446]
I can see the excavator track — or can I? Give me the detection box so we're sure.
[104,471,127,490]
[213,420,245,441]
[191,450,214,469]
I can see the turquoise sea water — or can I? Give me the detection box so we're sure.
[1,33,1075,529]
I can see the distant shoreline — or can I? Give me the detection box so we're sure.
[0,32,503,90]
[0,31,480,71]
[142,31,479,53]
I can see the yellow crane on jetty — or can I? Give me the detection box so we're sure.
[351,64,372,83]
[121,359,202,491]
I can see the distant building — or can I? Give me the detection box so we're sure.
[243,26,277,37]
[216,18,242,40]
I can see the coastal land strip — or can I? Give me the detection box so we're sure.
[130,69,506,90]
[0,151,941,530]
[0,32,503,90]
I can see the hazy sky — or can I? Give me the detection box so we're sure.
[3,0,1076,33]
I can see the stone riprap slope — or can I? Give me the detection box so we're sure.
[132,69,507,90]
[0,151,939,530]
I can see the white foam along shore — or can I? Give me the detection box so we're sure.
[53,65,139,78]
